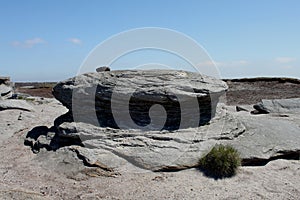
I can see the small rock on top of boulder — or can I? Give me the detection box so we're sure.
[96,66,110,72]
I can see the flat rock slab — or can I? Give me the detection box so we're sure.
[259,98,300,114]
[53,103,300,171]
[226,109,300,163]
[0,98,67,142]
[0,99,33,111]
[57,106,245,171]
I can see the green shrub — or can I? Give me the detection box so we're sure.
[198,144,241,178]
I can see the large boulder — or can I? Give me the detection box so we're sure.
[0,76,13,99]
[53,70,228,130]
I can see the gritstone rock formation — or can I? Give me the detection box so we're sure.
[52,70,228,130]
[23,72,299,172]
[0,76,13,99]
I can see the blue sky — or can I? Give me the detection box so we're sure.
[0,0,299,81]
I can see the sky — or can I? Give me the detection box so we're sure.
[0,0,299,81]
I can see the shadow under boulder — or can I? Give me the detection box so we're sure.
[24,125,83,153]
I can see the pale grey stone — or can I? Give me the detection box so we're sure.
[259,98,300,114]
[226,107,300,163]
[0,99,33,111]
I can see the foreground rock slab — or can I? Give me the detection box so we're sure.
[47,103,299,172]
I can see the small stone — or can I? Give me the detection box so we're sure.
[252,103,270,114]
[18,112,22,120]
[236,106,249,112]
[96,66,110,72]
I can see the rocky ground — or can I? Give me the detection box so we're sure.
[0,75,299,199]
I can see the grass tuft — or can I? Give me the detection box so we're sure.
[198,144,241,179]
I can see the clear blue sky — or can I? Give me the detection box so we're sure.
[0,0,299,81]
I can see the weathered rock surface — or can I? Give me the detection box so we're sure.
[0,99,33,111]
[0,98,67,142]
[34,102,298,172]
[0,85,12,97]
[53,70,228,130]
[55,105,245,171]
[254,98,300,114]
[1,77,299,199]
[50,71,299,171]
[0,76,13,99]
[30,105,297,173]
[225,107,300,165]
